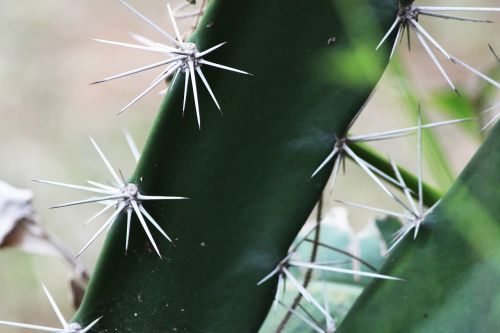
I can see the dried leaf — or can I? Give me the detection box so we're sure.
[70,266,90,309]
[0,180,61,256]
[0,180,90,310]
[0,180,34,246]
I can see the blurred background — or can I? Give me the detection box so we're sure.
[0,0,498,331]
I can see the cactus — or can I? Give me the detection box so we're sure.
[1,0,499,332]
[338,122,500,332]
[74,1,400,331]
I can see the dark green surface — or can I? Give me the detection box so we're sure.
[338,123,500,333]
[74,0,399,332]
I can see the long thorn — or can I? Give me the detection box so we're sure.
[93,38,174,53]
[283,268,335,323]
[86,180,118,192]
[410,19,452,60]
[387,224,413,253]
[124,129,141,162]
[257,251,295,285]
[33,179,116,195]
[51,195,124,209]
[137,194,187,200]
[182,68,189,114]
[312,147,339,178]
[344,145,414,213]
[42,284,67,328]
[348,118,471,142]
[196,42,226,58]
[188,60,201,129]
[131,200,161,258]
[289,261,402,281]
[0,320,64,332]
[413,29,458,93]
[118,0,179,45]
[390,25,403,59]
[139,204,173,243]
[273,274,285,312]
[196,66,221,111]
[91,56,185,85]
[390,159,418,216]
[364,160,405,189]
[198,59,251,75]
[168,67,181,94]
[166,3,183,43]
[77,205,125,257]
[257,266,281,286]
[125,207,132,253]
[81,317,103,333]
[149,63,176,87]
[89,136,124,187]
[335,200,408,219]
[416,7,500,12]
[84,203,115,225]
[329,153,342,192]
[417,109,424,215]
[451,56,500,88]
[376,16,401,50]
[129,33,171,50]
[481,112,500,131]
[418,11,494,23]
[118,63,181,114]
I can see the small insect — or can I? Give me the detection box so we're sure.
[0,284,101,332]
